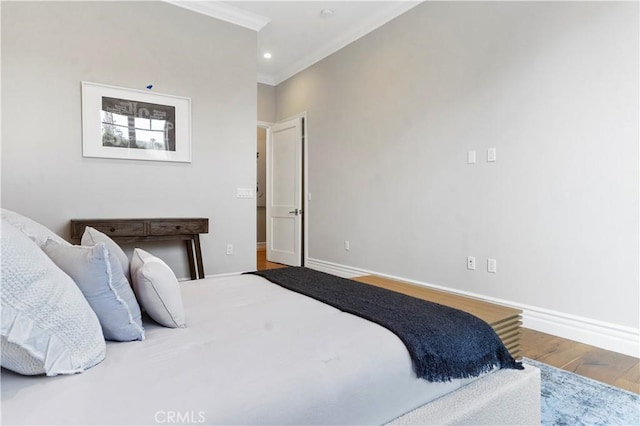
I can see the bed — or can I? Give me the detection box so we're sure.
[0,210,540,425]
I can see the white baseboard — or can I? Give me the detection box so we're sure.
[520,305,639,358]
[257,242,266,251]
[178,271,244,282]
[305,258,363,278]
[305,257,640,358]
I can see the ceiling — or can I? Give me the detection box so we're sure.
[166,1,422,86]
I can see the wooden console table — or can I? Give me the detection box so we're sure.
[70,218,209,280]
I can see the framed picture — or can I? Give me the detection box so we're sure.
[82,81,191,162]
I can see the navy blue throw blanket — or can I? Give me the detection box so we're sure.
[247,267,523,382]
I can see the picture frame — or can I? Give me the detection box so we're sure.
[82,81,191,163]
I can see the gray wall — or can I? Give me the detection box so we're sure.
[256,83,274,245]
[258,83,276,123]
[1,1,257,278]
[276,1,639,329]
[257,128,267,244]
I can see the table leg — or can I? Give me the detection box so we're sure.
[194,234,205,279]
[185,239,197,280]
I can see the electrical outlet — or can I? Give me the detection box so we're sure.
[226,244,233,255]
[344,240,350,251]
[487,258,497,273]
[467,256,476,270]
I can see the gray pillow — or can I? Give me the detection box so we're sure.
[43,240,145,342]
[81,226,131,283]
[1,220,105,375]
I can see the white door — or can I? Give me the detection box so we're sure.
[267,117,303,266]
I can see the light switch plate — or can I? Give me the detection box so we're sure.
[487,258,497,273]
[467,150,476,164]
[487,148,497,162]
[236,188,254,198]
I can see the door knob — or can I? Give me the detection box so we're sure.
[289,209,302,215]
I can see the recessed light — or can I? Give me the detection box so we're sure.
[320,9,334,18]
[263,52,272,59]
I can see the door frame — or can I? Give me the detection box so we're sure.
[258,111,308,266]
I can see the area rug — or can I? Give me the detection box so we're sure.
[524,357,639,425]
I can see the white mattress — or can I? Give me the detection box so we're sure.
[1,274,481,425]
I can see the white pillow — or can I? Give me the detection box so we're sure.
[81,226,131,283]
[131,248,186,328]
[1,208,69,248]
[1,220,106,376]
[43,240,145,342]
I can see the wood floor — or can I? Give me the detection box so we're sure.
[255,253,639,394]
[520,328,639,394]
[257,249,287,271]
[353,274,523,359]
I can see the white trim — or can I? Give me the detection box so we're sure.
[258,73,277,86]
[275,112,309,268]
[203,271,247,279]
[305,258,363,279]
[164,1,421,85]
[304,257,640,358]
[521,305,640,359]
[179,270,266,281]
[262,113,307,266]
[270,1,422,85]
[299,112,310,268]
[177,271,242,281]
[164,0,270,31]
[257,121,272,255]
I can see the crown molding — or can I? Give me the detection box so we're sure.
[164,0,270,31]
[257,72,277,86]
[270,1,422,85]
[165,1,422,86]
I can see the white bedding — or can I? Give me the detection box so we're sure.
[1,274,481,425]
